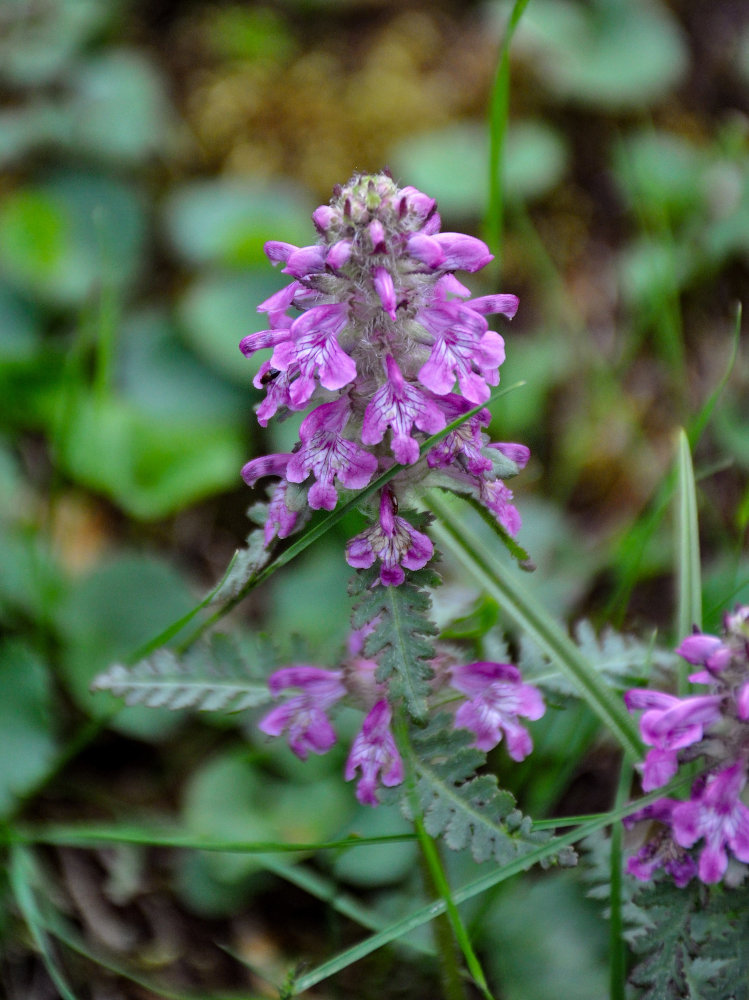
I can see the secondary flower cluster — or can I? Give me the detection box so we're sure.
[258,632,545,805]
[624,606,749,885]
[240,171,528,585]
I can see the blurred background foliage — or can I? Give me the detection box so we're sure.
[1,0,748,997]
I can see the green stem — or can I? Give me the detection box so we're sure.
[486,0,532,269]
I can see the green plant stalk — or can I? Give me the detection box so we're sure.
[10,845,81,1000]
[425,489,642,758]
[609,759,631,1000]
[605,305,740,622]
[290,773,693,995]
[139,380,526,661]
[396,713,495,1000]
[486,0,532,268]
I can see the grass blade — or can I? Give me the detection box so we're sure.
[486,0,532,266]
[675,428,701,651]
[425,489,642,758]
[9,845,81,1000]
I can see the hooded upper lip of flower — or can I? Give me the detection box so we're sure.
[449,661,545,759]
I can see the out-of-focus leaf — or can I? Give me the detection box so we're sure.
[56,553,196,740]
[614,131,706,223]
[0,0,111,86]
[331,804,418,889]
[618,238,690,308]
[118,308,248,421]
[180,749,352,886]
[207,6,297,63]
[56,393,244,520]
[496,0,688,109]
[480,873,608,1000]
[177,271,285,383]
[268,543,354,660]
[0,282,40,361]
[390,120,568,218]
[0,171,147,306]
[0,640,58,817]
[163,179,313,268]
[68,49,173,163]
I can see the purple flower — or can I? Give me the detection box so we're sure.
[623,799,697,888]
[258,666,346,760]
[345,489,433,586]
[239,172,528,577]
[264,482,300,545]
[450,661,545,759]
[362,355,446,465]
[672,764,749,883]
[285,399,378,510]
[624,689,722,791]
[344,700,405,805]
[271,303,356,407]
[676,630,732,683]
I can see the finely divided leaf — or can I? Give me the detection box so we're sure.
[208,525,271,604]
[628,880,749,1000]
[350,564,440,722]
[406,713,554,866]
[91,637,270,712]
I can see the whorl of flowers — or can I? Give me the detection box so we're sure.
[257,631,545,806]
[240,171,528,584]
[624,606,749,885]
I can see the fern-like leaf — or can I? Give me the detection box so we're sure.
[91,636,271,712]
[208,524,271,605]
[405,712,560,866]
[518,619,673,697]
[628,879,749,1000]
[350,564,440,722]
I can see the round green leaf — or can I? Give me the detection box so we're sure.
[0,639,58,818]
[0,171,147,306]
[390,120,568,218]
[57,553,196,740]
[56,393,245,519]
[177,270,286,383]
[69,49,173,164]
[163,179,313,268]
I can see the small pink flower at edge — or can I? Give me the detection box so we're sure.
[450,661,545,760]
[345,700,405,805]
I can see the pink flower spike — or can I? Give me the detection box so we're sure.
[450,661,544,759]
[259,666,346,761]
[373,267,397,320]
[344,700,404,805]
[672,764,749,883]
[345,490,433,586]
